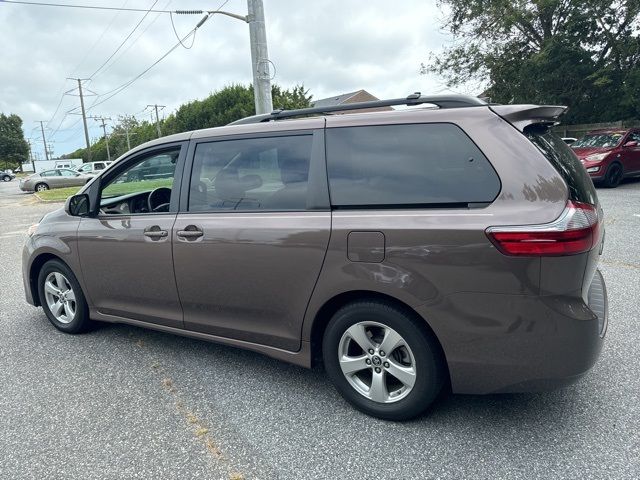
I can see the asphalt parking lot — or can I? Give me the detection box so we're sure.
[0,178,639,480]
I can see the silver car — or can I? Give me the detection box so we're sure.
[19,169,91,192]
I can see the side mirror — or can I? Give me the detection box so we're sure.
[65,193,90,217]
[624,140,638,148]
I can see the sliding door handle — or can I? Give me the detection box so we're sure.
[177,226,203,239]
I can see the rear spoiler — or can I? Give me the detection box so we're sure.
[489,105,567,132]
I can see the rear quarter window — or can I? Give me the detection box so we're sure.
[325,123,500,207]
[525,126,598,205]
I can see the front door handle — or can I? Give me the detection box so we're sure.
[177,225,203,239]
[144,226,168,239]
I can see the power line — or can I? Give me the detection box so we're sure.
[86,0,231,111]
[46,86,69,127]
[0,1,174,14]
[90,0,171,79]
[86,12,211,112]
[88,0,159,79]
[44,3,127,137]
[49,82,97,140]
[57,120,88,143]
[170,12,196,49]
[70,0,130,76]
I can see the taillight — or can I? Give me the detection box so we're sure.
[486,201,600,256]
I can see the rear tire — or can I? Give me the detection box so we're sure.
[37,259,91,334]
[322,301,445,420]
[602,163,623,188]
[2,175,10,182]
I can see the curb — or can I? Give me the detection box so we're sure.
[33,193,66,204]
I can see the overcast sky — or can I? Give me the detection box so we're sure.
[0,0,465,159]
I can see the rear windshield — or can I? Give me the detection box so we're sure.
[572,133,623,148]
[525,125,597,205]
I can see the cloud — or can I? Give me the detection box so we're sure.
[0,0,453,157]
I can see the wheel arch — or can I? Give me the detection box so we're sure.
[29,253,68,306]
[308,290,450,379]
[608,159,623,170]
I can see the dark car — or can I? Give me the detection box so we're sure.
[22,94,607,420]
[572,128,640,187]
[1,170,16,182]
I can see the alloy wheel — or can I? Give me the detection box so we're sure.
[338,321,417,403]
[43,272,77,324]
[609,165,622,185]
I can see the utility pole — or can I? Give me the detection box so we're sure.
[92,116,112,162]
[124,125,132,150]
[116,116,137,151]
[147,104,165,138]
[27,140,36,172]
[37,121,50,161]
[68,78,93,162]
[47,143,55,159]
[247,0,273,115]
[208,1,273,114]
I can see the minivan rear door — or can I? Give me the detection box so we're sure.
[172,125,330,352]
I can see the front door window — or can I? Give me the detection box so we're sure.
[99,149,180,214]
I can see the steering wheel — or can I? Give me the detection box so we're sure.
[148,187,171,213]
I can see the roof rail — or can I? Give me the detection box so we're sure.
[228,93,488,126]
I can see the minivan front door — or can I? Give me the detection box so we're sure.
[76,144,186,328]
[172,130,330,351]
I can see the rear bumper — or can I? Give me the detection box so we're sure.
[417,269,608,394]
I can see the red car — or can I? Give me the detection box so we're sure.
[572,128,640,187]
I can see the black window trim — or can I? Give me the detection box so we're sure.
[179,128,330,214]
[324,121,501,210]
[87,140,188,217]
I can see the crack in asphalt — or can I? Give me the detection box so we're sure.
[132,336,246,480]
[601,260,640,270]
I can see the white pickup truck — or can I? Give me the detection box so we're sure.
[75,161,113,176]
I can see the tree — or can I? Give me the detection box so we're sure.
[423,1,640,123]
[162,84,312,134]
[0,113,29,171]
[63,84,312,160]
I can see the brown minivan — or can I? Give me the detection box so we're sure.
[23,94,608,420]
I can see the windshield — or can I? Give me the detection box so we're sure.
[572,133,623,149]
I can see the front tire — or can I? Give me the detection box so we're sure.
[35,183,49,192]
[322,301,445,420]
[2,175,10,182]
[602,163,623,188]
[37,259,91,334]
